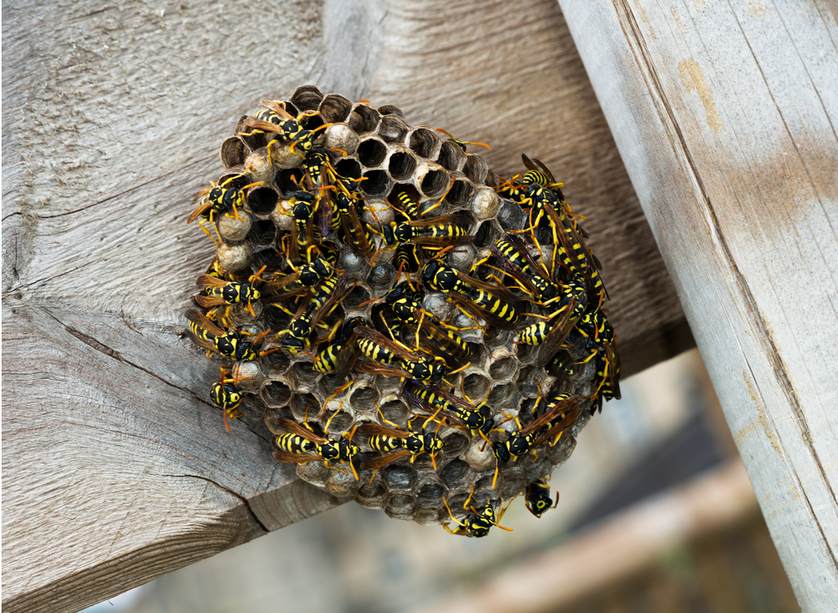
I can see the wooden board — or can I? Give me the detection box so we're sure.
[559,1,837,609]
[1,1,688,610]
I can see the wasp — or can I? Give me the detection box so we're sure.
[275,273,348,354]
[330,183,374,256]
[280,190,319,262]
[273,416,360,480]
[525,478,559,518]
[391,190,421,220]
[421,258,520,327]
[188,174,262,223]
[490,394,582,487]
[373,283,471,371]
[186,310,268,362]
[517,280,588,366]
[443,487,511,538]
[382,216,469,249]
[264,252,334,300]
[312,316,365,375]
[403,380,495,437]
[359,420,444,470]
[195,265,266,320]
[210,380,243,432]
[472,234,561,303]
[355,326,446,384]
[239,100,330,154]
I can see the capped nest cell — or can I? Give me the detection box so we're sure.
[186,86,620,536]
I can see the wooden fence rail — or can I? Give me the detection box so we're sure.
[559,1,837,610]
[0,1,694,611]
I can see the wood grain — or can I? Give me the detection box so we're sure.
[2,0,686,610]
[560,1,837,609]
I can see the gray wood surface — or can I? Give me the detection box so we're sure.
[559,1,837,610]
[2,1,688,611]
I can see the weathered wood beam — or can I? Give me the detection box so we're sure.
[2,0,688,611]
[559,1,837,609]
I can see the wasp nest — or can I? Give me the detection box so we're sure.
[186,85,620,535]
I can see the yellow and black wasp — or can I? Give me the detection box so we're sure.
[391,189,421,220]
[188,174,262,223]
[517,280,588,367]
[273,416,360,480]
[369,282,472,371]
[382,215,469,249]
[263,252,334,301]
[403,380,495,437]
[562,306,620,414]
[354,326,446,384]
[359,418,444,470]
[471,234,561,304]
[443,487,511,538]
[421,258,520,327]
[209,380,243,432]
[195,265,266,320]
[239,100,331,155]
[312,316,365,375]
[186,310,269,362]
[525,477,559,518]
[328,182,374,257]
[490,393,582,487]
[275,272,348,355]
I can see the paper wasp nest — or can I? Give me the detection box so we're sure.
[188,85,617,532]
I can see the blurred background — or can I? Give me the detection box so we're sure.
[85,350,797,613]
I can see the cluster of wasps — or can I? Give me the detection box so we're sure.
[184,95,619,538]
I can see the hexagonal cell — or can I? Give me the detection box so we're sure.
[356,477,386,508]
[296,459,330,488]
[413,508,443,525]
[357,138,388,167]
[462,373,490,400]
[440,458,469,488]
[384,493,415,518]
[378,398,409,427]
[261,381,291,408]
[378,114,409,143]
[464,439,495,472]
[441,431,469,457]
[489,356,517,380]
[418,167,449,198]
[488,383,516,407]
[290,361,319,386]
[334,157,362,182]
[290,85,324,110]
[326,464,361,499]
[367,262,395,289]
[387,150,417,180]
[341,285,371,310]
[246,219,276,245]
[348,105,380,133]
[350,386,380,413]
[289,392,320,421]
[383,464,417,493]
[445,178,475,207]
[437,141,466,172]
[497,199,528,231]
[361,169,390,196]
[262,351,291,375]
[217,242,252,272]
[323,124,359,156]
[463,154,489,183]
[220,136,247,168]
[324,410,354,434]
[318,94,353,123]
[247,186,279,216]
[416,481,445,505]
[275,168,303,195]
[409,128,441,159]
[217,211,252,243]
